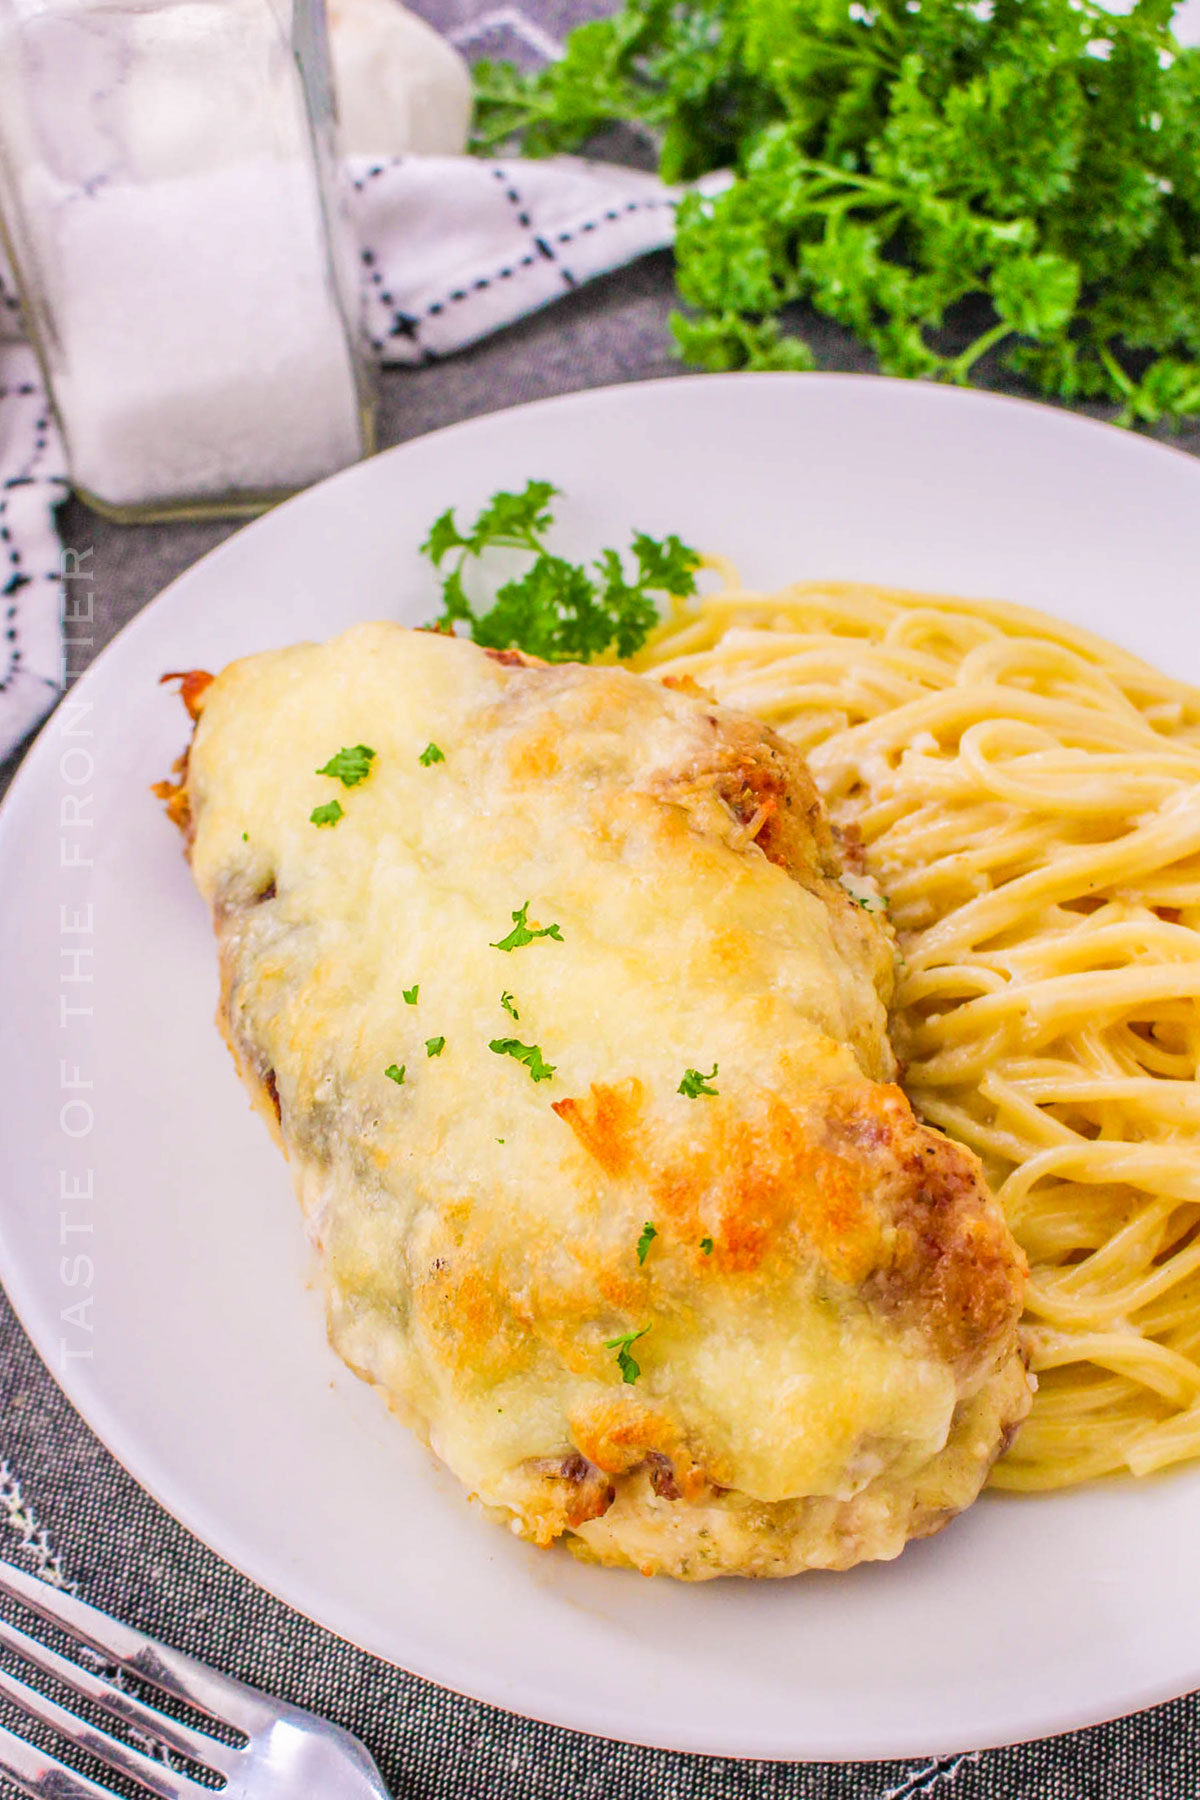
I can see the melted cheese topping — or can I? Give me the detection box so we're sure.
[182,624,1029,1575]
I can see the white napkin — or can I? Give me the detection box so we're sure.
[0,152,711,765]
[350,154,711,360]
[0,345,71,758]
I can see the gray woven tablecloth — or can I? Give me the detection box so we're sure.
[4,8,1200,1791]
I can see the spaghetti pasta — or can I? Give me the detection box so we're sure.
[634,575,1200,1490]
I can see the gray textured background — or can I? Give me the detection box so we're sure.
[3,4,1200,1795]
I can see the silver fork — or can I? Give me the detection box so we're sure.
[0,1557,392,1799]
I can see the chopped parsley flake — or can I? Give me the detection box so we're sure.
[636,1222,658,1265]
[679,1063,719,1099]
[604,1326,650,1385]
[489,1036,555,1082]
[840,873,889,914]
[425,1036,446,1058]
[384,1063,406,1086]
[418,742,445,766]
[316,744,375,787]
[491,901,563,952]
[700,1237,714,1256]
[310,800,344,828]
[403,984,420,1005]
[500,990,519,1020]
[242,831,248,841]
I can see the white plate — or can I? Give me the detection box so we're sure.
[2,373,1200,1763]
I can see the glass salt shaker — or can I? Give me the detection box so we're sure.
[0,0,376,520]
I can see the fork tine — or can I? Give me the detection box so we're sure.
[0,1560,274,1734]
[0,1660,197,1800]
[0,1715,129,1799]
[0,1609,233,1774]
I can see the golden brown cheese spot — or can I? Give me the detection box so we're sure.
[507,726,562,781]
[570,1398,671,1477]
[553,1076,882,1283]
[568,1397,709,1500]
[552,1072,1023,1362]
[650,1089,882,1282]
[552,1079,645,1181]
[659,673,713,701]
[414,1257,534,1384]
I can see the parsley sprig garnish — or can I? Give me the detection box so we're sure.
[403,985,420,1005]
[418,743,445,766]
[500,991,519,1020]
[636,1221,658,1265]
[421,480,699,661]
[491,901,563,952]
[605,1326,650,1385]
[310,800,344,828]
[489,1037,556,1082]
[316,745,375,787]
[384,1063,406,1086]
[679,1063,719,1099]
[472,1,1200,429]
[425,1036,446,1058]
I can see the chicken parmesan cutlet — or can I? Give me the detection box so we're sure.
[158,624,1030,1579]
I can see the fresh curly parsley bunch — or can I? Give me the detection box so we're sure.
[473,0,1200,426]
[422,480,699,661]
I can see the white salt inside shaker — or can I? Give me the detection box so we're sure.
[0,0,372,517]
